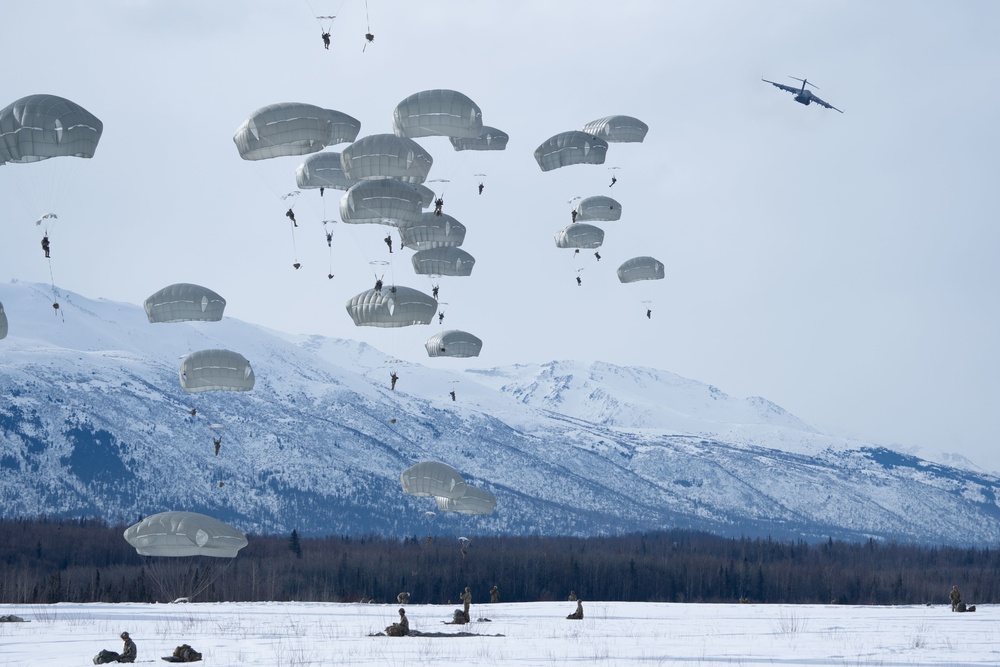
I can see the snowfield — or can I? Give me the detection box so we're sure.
[0,600,996,666]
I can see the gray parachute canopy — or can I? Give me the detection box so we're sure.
[425,330,483,358]
[400,461,466,499]
[397,212,466,250]
[392,89,483,139]
[617,256,665,283]
[346,285,437,327]
[582,115,649,143]
[295,151,357,191]
[534,131,608,172]
[179,349,255,393]
[340,133,433,184]
[0,300,7,340]
[144,283,226,323]
[233,103,361,161]
[339,179,425,225]
[435,485,497,515]
[554,223,605,249]
[0,94,103,164]
[411,247,476,277]
[124,511,248,558]
[449,126,509,151]
[575,195,622,222]
[413,182,436,208]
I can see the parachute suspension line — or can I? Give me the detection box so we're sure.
[46,257,63,322]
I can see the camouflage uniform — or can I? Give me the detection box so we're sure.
[386,608,409,636]
[568,591,577,601]
[490,585,499,603]
[460,586,472,623]
[950,586,961,612]
[397,591,410,604]
[566,600,584,620]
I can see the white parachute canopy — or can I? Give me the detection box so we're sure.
[0,93,104,164]
[397,213,466,250]
[617,256,665,283]
[233,103,361,161]
[554,223,604,249]
[449,126,509,151]
[179,349,255,393]
[346,285,437,327]
[392,89,483,140]
[411,247,476,277]
[534,131,608,172]
[575,195,622,222]
[435,484,497,515]
[425,330,483,358]
[123,511,248,558]
[144,283,226,324]
[400,461,467,499]
[582,115,649,143]
[339,178,425,225]
[340,133,433,184]
[295,151,357,191]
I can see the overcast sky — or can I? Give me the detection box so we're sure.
[2,1,999,469]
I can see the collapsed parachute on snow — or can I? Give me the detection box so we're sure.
[0,94,103,164]
[425,330,483,358]
[582,115,649,143]
[617,256,665,283]
[534,131,608,171]
[392,89,483,140]
[554,223,604,249]
[400,461,467,499]
[144,283,226,323]
[124,511,248,558]
[233,103,360,161]
[346,286,437,327]
[574,195,621,221]
[179,349,255,393]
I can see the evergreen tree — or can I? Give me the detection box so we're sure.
[289,529,302,559]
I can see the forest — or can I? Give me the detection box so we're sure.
[1,518,996,606]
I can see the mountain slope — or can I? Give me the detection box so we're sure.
[1,280,998,546]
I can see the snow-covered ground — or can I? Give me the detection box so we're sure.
[0,600,995,666]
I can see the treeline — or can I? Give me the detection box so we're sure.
[2,518,998,606]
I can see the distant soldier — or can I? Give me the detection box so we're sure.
[385,608,409,636]
[434,197,444,216]
[478,182,484,195]
[571,209,578,223]
[490,585,499,603]
[390,372,399,391]
[646,309,652,319]
[594,251,601,261]
[460,586,472,623]
[449,390,456,401]
[438,311,445,324]
[384,234,393,253]
[213,437,221,457]
[41,235,51,258]
[321,31,331,49]
[950,585,962,612]
[397,591,410,604]
[432,285,439,299]
[576,276,582,286]
[568,590,577,601]
[566,599,584,619]
[609,175,617,187]
[285,208,298,227]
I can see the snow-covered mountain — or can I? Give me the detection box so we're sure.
[1,280,998,546]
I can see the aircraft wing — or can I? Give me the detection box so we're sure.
[811,94,844,113]
[762,78,800,94]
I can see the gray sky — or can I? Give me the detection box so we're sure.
[3,1,999,469]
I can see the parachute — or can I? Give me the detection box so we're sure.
[425,330,483,358]
[295,151,357,191]
[392,89,483,140]
[449,126,509,152]
[124,511,248,558]
[617,256,665,283]
[144,283,226,323]
[124,511,248,601]
[574,195,621,222]
[233,103,361,161]
[0,94,103,164]
[411,247,476,277]
[339,179,425,225]
[534,131,608,171]
[345,285,437,327]
[397,213,466,250]
[0,300,7,340]
[554,223,604,249]
[340,133,433,184]
[400,461,467,499]
[435,484,497,515]
[582,115,649,143]
[179,349,255,393]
